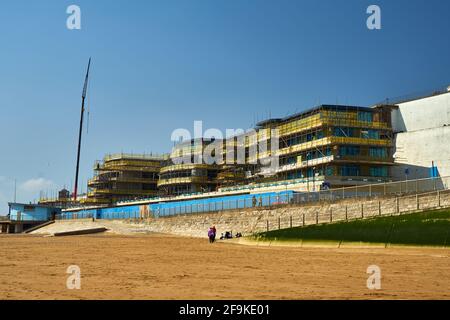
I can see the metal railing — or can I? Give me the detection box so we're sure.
[372,85,450,107]
[151,176,449,217]
[59,176,450,221]
[57,212,94,220]
[103,153,169,162]
[311,176,450,201]
[262,188,450,234]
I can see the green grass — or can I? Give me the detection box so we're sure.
[254,209,450,247]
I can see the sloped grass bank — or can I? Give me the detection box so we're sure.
[254,209,450,247]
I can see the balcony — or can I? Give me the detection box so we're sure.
[274,137,392,157]
[160,163,214,174]
[334,154,394,164]
[157,176,211,187]
[94,162,162,172]
[88,176,158,186]
[88,189,158,196]
[271,155,335,174]
[330,136,392,147]
[103,153,168,162]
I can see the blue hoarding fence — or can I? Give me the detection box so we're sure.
[61,191,295,220]
[150,191,294,218]
[60,176,450,221]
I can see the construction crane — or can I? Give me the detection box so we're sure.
[73,58,91,201]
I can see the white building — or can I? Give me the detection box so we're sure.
[386,87,450,180]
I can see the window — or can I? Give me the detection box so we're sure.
[358,111,373,122]
[370,167,388,177]
[326,167,334,176]
[287,170,303,180]
[340,165,360,176]
[369,147,387,158]
[361,130,380,139]
[334,127,354,137]
[339,145,360,156]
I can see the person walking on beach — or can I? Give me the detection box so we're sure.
[208,227,216,243]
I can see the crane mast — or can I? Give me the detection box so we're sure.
[73,58,91,201]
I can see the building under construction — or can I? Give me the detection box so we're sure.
[33,85,450,214]
[158,139,220,195]
[41,104,395,206]
[251,104,394,189]
[157,104,393,194]
[86,153,168,204]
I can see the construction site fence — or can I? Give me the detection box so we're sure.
[58,176,450,221]
[148,176,450,218]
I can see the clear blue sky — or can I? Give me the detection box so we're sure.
[1,0,449,213]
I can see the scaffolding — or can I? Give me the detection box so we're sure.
[69,105,396,204]
[249,105,394,183]
[86,153,165,204]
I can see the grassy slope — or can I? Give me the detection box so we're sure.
[255,209,450,246]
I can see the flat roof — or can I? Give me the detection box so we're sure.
[371,86,450,107]
[103,153,169,162]
[256,104,372,127]
[8,202,60,209]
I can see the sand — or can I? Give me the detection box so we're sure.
[0,234,448,300]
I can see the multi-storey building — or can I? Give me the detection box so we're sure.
[158,105,394,194]
[79,105,395,203]
[158,139,220,195]
[249,104,394,189]
[86,153,167,204]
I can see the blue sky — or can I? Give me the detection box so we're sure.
[0,0,449,213]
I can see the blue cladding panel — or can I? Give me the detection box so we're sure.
[149,191,294,217]
[61,208,98,220]
[99,205,144,219]
[429,166,439,178]
[64,191,295,220]
[9,204,61,222]
[62,205,146,220]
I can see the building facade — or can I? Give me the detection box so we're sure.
[387,87,450,179]
[86,153,167,204]
[160,105,395,193]
[238,104,394,190]
[158,139,220,195]
[56,104,397,206]
[6,203,61,233]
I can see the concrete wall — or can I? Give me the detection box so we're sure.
[132,190,450,238]
[392,126,450,179]
[392,92,450,133]
[391,91,450,180]
[51,189,450,238]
